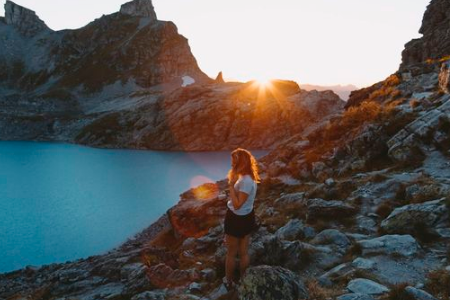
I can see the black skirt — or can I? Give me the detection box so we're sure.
[224,208,258,238]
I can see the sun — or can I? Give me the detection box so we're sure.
[253,76,273,88]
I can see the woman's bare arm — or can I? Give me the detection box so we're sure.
[229,184,249,210]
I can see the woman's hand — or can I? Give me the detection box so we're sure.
[228,173,238,186]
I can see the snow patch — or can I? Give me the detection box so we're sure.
[182,76,195,87]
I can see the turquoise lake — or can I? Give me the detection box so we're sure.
[0,141,267,273]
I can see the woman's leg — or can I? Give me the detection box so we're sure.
[238,234,250,279]
[225,234,238,284]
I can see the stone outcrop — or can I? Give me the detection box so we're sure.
[387,95,450,163]
[346,278,390,295]
[238,265,309,300]
[380,198,449,235]
[72,81,344,151]
[401,0,450,69]
[214,71,225,83]
[120,0,158,20]
[358,235,420,257]
[4,1,50,36]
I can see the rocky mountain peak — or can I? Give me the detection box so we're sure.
[4,0,50,36]
[119,0,157,20]
[400,0,450,69]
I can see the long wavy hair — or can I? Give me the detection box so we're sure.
[227,148,261,184]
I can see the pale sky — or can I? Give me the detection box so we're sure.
[1,0,430,87]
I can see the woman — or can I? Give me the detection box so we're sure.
[223,148,260,290]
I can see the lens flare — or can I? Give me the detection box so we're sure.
[190,176,218,201]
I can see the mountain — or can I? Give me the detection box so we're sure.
[300,84,358,101]
[0,0,345,151]
[2,0,450,299]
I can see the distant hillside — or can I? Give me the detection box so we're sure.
[300,84,358,100]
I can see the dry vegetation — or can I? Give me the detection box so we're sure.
[425,269,450,299]
[306,279,343,300]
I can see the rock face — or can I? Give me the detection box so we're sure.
[0,0,208,94]
[0,0,345,151]
[120,0,158,20]
[238,265,309,300]
[4,1,50,36]
[387,97,450,163]
[401,0,450,69]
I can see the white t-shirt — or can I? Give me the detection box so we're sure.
[227,174,257,216]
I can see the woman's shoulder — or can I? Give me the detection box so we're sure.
[241,174,256,184]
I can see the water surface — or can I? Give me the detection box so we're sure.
[0,141,266,273]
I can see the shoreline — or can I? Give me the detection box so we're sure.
[0,212,173,277]
[0,138,274,153]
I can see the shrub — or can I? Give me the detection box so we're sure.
[425,269,450,299]
[387,283,415,300]
[347,242,362,257]
[376,202,394,219]
[412,222,440,244]
[394,184,407,203]
[409,99,421,109]
[306,279,342,299]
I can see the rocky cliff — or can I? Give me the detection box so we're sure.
[400,0,450,70]
[0,0,345,151]
[2,0,450,299]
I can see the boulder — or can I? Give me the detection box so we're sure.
[147,263,200,288]
[306,198,357,221]
[358,235,420,257]
[252,235,317,270]
[275,219,307,241]
[310,229,351,253]
[347,278,390,295]
[120,263,151,294]
[238,265,309,300]
[274,192,306,206]
[168,183,227,238]
[405,287,438,300]
[380,198,448,235]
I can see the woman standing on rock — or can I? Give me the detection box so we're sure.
[223,148,260,290]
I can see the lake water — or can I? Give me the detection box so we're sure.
[0,141,267,273]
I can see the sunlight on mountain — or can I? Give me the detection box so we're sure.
[253,76,273,90]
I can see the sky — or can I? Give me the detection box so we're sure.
[1,0,431,87]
